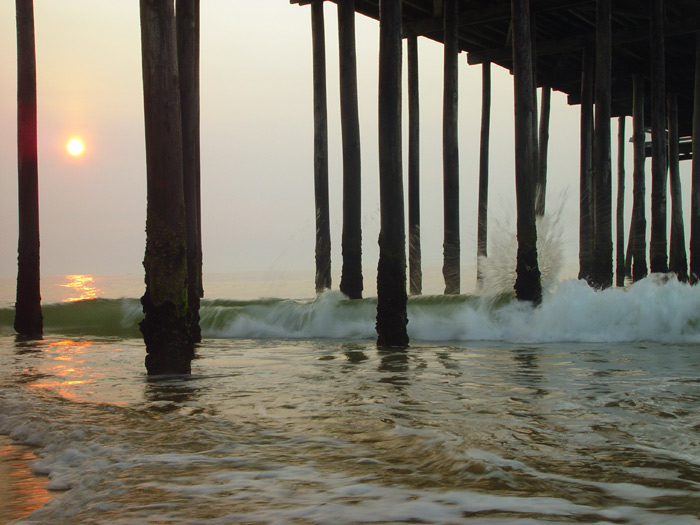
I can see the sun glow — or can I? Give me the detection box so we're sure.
[66,137,85,156]
[58,275,101,301]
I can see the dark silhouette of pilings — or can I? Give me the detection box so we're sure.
[630,75,648,282]
[176,0,203,343]
[579,48,594,284]
[691,33,700,283]
[376,0,408,347]
[616,117,626,287]
[668,93,688,281]
[650,0,668,274]
[477,61,491,284]
[408,35,422,296]
[511,0,542,304]
[14,0,43,338]
[442,0,460,295]
[536,85,551,217]
[338,0,363,299]
[311,0,332,293]
[139,0,193,375]
[592,0,612,289]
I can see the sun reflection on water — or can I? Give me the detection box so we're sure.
[57,275,102,302]
[0,437,52,521]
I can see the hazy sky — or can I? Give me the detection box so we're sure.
[1,1,686,293]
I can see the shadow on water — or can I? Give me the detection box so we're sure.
[14,335,44,354]
[378,349,409,387]
[511,346,547,397]
[143,374,203,410]
[342,343,369,365]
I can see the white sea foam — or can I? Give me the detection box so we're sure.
[204,274,700,344]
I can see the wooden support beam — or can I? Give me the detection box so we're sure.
[176,0,202,343]
[536,84,551,216]
[691,32,700,283]
[592,0,613,289]
[406,0,591,40]
[139,0,193,375]
[650,0,668,274]
[338,0,363,299]
[477,61,491,284]
[615,116,626,287]
[376,0,408,347]
[14,0,43,337]
[511,0,542,303]
[668,92,689,281]
[630,74,648,282]
[467,18,700,66]
[408,35,422,295]
[311,0,332,292]
[442,0,460,295]
[578,47,594,283]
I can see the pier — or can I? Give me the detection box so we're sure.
[12,0,700,373]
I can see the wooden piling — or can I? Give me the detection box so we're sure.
[536,85,551,217]
[14,0,43,337]
[616,117,626,287]
[579,47,594,284]
[139,0,193,374]
[408,35,422,295]
[442,0,460,295]
[650,0,668,274]
[668,93,688,281]
[477,61,491,284]
[338,0,363,299]
[630,74,648,282]
[692,33,700,283]
[311,0,332,292]
[592,0,613,289]
[511,0,542,304]
[376,0,408,347]
[176,0,203,343]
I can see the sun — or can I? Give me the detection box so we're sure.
[66,138,85,157]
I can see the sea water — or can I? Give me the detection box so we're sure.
[1,274,700,523]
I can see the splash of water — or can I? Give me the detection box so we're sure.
[478,197,565,296]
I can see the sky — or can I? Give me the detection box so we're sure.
[1,1,690,295]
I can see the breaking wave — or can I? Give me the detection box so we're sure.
[2,274,700,344]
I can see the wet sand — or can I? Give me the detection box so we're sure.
[0,434,51,524]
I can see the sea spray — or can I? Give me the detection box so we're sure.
[479,195,566,295]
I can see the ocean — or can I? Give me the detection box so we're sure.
[1,272,700,523]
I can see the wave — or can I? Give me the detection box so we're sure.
[1,275,700,343]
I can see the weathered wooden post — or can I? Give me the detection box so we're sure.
[579,48,594,284]
[408,35,422,295]
[616,117,626,287]
[511,0,542,303]
[177,0,203,342]
[630,75,648,282]
[139,0,193,375]
[536,85,551,217]
[691,33,700,283]
[338,0,363,299]
[668,93,688,281]
[442,0,460,295]
[650,0,668,274]
[592,0,612,289]
[14,0,42,337]
[311,0,332,292]
[376,0,408,347]
[477,61,491,284]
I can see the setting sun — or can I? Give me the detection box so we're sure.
[66,138,85,156]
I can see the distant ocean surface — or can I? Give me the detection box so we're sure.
[1,271,700,523]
